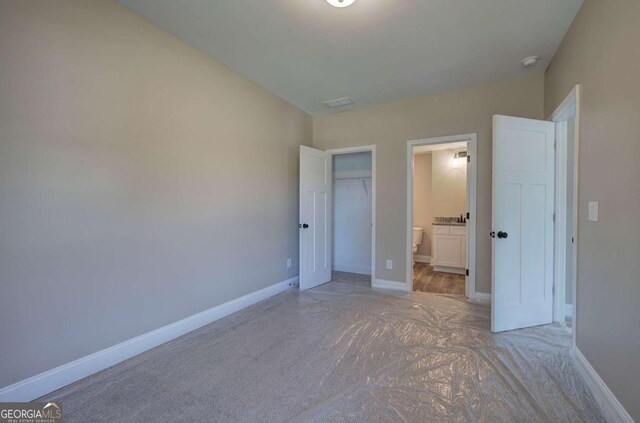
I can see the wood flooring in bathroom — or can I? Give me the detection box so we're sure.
[413,262,465,295]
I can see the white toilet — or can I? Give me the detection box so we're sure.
[412,227,424,257]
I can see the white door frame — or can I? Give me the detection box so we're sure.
[553,119,569,320]
[326,145,376,283]
[549,85,580,349]
[406,134,478,298]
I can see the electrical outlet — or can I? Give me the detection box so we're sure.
[286,258,292,269]
[588,201,598,222]
[386,260,393,270]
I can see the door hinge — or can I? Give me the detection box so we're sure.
[465,269,469,276]
[466,212,470,219]
[553,213,556,223]
[554,140,557,149]
[467,155,471,163]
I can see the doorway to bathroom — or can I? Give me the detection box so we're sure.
[406,134,477,299]
[329,146,376,283]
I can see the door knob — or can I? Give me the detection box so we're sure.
[497,231,508,239]
[298,223,309,229]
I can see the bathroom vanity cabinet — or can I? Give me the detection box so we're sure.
[432,224,467,274]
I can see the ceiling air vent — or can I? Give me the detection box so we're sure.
[322,97,354,108]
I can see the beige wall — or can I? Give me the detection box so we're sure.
[545,0,640,419]
[0,0,311,388]
[431,150,467,218]
[412,154,432,256]
[314,75,544,291]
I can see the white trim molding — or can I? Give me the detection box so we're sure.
[574,348,634,423]
[372,278,411,293]
[333,264,371,275]
[548,85,579,122]
[473,292,491,304]
[553,118,569,322]
[413,255,431,263]
[433,265,465,275]
[565,304,574,317]
[0,277,296,402]
[550,84,580,350]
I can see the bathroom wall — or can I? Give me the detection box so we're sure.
[412,154,433,257]
[431,150,467,218]
[0,0,311,389]
[333,152,373,274]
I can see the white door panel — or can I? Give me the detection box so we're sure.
[299,146,332,290]
[492,115,555,332]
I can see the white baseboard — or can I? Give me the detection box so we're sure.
[333,264,371,275]
[433,265,465,275]
[372,278,411,293]
[0,276,297,402]
[565,304,574,317]
[413,255,431,263]
[473,292,491,304]
[574,348,634,423]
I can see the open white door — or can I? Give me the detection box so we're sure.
[299,146,332,290]
[492,115,555,332]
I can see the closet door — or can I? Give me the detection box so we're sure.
[299,146,332,290]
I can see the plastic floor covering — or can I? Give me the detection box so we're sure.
[41,272,604,422]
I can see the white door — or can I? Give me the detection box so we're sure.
[299,146,332,290]
[492,115,555,332]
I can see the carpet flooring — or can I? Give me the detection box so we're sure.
[40,272,604,422]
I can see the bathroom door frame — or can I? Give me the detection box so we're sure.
[326,145,377,285]
[406,134,478,299]
[549,85,580,348]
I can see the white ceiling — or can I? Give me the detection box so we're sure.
[118,0,583,115]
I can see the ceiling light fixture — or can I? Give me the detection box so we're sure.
[326,0,356,8]
[451,150,467,168]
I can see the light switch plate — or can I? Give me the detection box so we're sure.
[588,201,598,222]
[386,260,393,270]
